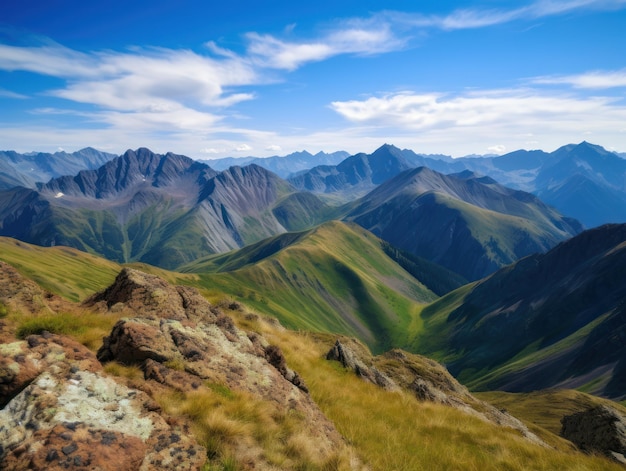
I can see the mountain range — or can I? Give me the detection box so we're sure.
[199,149,350,178]
[3,141,625,228]
[2,140,626,468]
[290,141,626,228]
[0,147,115,190]
[0,146,581,281]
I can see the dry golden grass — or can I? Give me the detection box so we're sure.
[229,311,624,471]
[156,381,355,471]
[11,308,123,351]
[103,362,144,381]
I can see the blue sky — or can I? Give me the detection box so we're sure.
[1,0,625,158]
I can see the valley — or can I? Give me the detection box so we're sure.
[1,141,626,469]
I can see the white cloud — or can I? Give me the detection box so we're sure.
[331,89,626,130]
[533,69,626,89]
[1,2,626,158]
[382,0,626,31]
[245,25,402,71]
[328,88,626,155]
[0,88,27,99]
[488,145,507,154]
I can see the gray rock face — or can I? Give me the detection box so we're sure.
[561,406,626,463]
[326,339,399,391]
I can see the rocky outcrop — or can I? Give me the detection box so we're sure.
[89,268,310,395]
[326,339,399,391]
[327,338,546,446]
[0,332,204,470]
[0,332,101,408]
[89,268,351,467]
[561,406,626,463]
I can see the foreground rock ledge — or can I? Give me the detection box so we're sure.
[0,333,204,470]
[87,267,356,469]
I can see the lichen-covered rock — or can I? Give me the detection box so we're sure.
[0,368,205,470]
[0,332,101,408]
[561,405,626,463]
[0,326,204,471]
[2,423,147,471]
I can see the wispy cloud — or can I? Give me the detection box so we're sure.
[533,68,626,88]
[329,88,626,154]
[0,87,27,99]
[330,89,626,129]
[383,0,626,30]
[1,0,625,156]
[244,24,403,71]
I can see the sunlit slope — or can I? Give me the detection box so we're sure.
[183,221,438,353]
[0,237,121,302]
[1,221,438,354]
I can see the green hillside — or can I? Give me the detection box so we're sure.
[1,243,623,470]
[412,224,626,399]
[0,237,121,302]
[182,221,438,353]
[1,220,440,354]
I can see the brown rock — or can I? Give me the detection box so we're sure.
[93,268,350,465]
[561,405,626,462]
[0,367,205,470]
[84,268,216,323]
[0,333,101,408]
[326,339,399,391]
[2,423,146,471]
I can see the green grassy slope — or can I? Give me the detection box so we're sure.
[2,220,439,354]
[2,244,623,470]
[412,224,626,399]
[182,221,438,353]
[0,237,121,302]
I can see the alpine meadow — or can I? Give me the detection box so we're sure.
[2,1,626,470]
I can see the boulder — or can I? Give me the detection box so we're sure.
[0,332,101,408]
[326,339,399,391]
[0,335,205,470]
[561,405,626,463]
